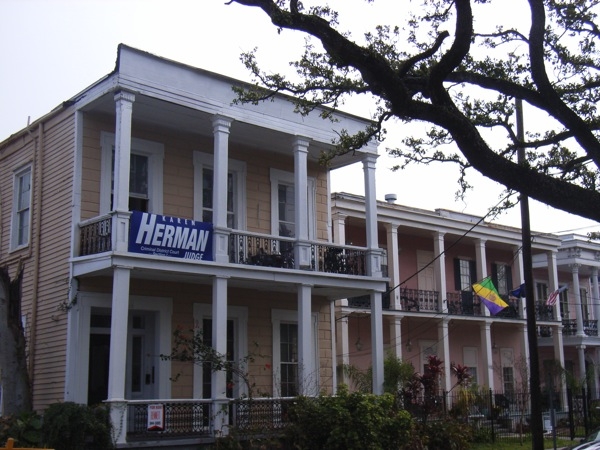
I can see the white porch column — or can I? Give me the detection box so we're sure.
[474,239,488,316]
[572,264,585,337]
[520,323,530,367]
[548,250,561,320]
[337,313,350,386]
[553,326,568,409]
[212,115,233,263]
[294,136,312,268]
[481,322,495,391]
[112,91,135,252]
[212,275,229,434]
[362,153,382,277]
[107,265,131,445]
[332,213,348,308]
[439,319,452,392]
[592,267,600,324]
[390,317,403,360]
[370,291,384,394]
[577,345,587,382]
[433,232,447,313]
[298,284,315,395]
[385,221,401,310]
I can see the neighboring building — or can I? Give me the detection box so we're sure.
[331,192,600,403]
[0,45,386,446]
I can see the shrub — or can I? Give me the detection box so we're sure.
[420,419,473,450]
[42,402,114,450]
[0,412,43,448]
[284,387,413,450]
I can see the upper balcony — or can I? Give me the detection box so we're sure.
[78,212,373,278]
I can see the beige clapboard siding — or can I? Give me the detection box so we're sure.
[29,113,76,411]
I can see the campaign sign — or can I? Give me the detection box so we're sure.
[147,404,164,431]
[129,211,213,261]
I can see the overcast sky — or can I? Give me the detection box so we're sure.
[1,0,598,235]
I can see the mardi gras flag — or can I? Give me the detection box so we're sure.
[472,277,508,315]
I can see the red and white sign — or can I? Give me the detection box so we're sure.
[147,404,164,431]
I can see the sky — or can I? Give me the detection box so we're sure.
[1,0,598,236]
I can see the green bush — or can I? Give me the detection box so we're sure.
[42,402,114,450]
[284,387,413,450]
[0,411,43,448]
[420,419,473,450]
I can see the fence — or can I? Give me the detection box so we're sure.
[401,387,595,444]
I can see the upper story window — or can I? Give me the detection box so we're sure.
[11,165,32,249]
[193,152,246,229]
[100,132,164,215]
[270,169,315,239]
[492,263,513,298]
[454,258,476,291]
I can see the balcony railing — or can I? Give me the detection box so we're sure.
[585,319,598,336]
[561,319,598,336]
[400,288,438,312]
[79,214,112,256]
[446,291,483,316]
[563,319,577,336]
[535,304,554,321]
[311,242,367,275]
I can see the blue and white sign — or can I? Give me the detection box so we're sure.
[129,211,213,261]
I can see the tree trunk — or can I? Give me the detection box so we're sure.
[0,266,32,415]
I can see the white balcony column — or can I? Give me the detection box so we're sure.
[362,153,382,277]
[513,245,526,318]
[592,267,600,325]
[112,91,135,252]
[370,291,384,394]
[433,231,447,313]
[107,265,131,445]
[480,322,495,391]
[439,319,452,392]
[554,325,568,407]
[571,264,585,336]
[548,250,561,320]
[520,323,530,366]
[212,115,234,263]
[384,221,401,310]
[211,275,229,435]
[298,284,315,395]
[337,312,350,386]
[332,212,349,307]
[293,136,312,269]
[474,238,488,316]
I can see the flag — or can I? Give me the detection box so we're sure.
[472,277,509,315]
[546,285,568,306]
[510,283,525,298]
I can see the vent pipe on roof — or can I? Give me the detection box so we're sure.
[384,193,397,204]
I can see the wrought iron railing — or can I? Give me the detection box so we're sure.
[563,319,577,336]
[446,291,483,316]
[311,243,367,276]
[229,231,295,268]
[535,304,554,321]
[127,400,212,440]
[400,288,438,312]
[79,214,112,256]
[231,397,295,433]
[584,319,598,336]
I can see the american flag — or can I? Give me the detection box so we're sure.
[546,285,568,306]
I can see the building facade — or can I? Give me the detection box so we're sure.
[0,45,387,446]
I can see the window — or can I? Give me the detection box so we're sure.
[503,367,515,397]
[454,258,476,314]
[463,346,478,385]
[535,282,548,303]
[100,132,164,215]
[272,309,318,397]
[581,288,589,320]
[270,169,315,239]
[492,263,513,298]
[193,152,246,229]
[11,166,32,249]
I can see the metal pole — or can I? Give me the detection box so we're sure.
[516,98,543,450]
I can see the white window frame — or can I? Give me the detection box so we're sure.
[270,168,316,239]
[100,132,164,215]
[192,303,249,399]
[463,346,479,384]
[10,164,32,250]
[192,151,246,229]
[420,340,438,373]
[272,309,319,397]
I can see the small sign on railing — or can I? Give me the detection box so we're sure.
[147,404,164,431]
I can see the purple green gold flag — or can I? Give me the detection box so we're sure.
[472,277,508,315]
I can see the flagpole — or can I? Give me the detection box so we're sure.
[516,98,543,450]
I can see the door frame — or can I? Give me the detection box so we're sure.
[66,292,172,404]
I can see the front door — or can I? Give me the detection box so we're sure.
[87,309,157,405]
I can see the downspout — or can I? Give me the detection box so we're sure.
[28,121,44,385]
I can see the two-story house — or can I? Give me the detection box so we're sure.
[0,44,387,447]
[332,192,600,413]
